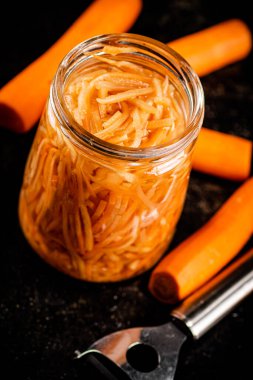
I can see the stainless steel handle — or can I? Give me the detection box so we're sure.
[171,249,253,340]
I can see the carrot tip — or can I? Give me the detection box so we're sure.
[149,273,179,304]
[0,103,24,132]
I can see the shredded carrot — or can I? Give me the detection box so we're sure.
[149,177,253,304]
[19,46,192,282]
[96,87,154,105]
[64,51,185,147]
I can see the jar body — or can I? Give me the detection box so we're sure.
[18,34,204,282]
[19,99,195,281]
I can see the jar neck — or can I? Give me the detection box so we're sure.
[50,33,204,161]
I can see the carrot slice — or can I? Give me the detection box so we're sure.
[0,0,142,132]
[149,177,253,304]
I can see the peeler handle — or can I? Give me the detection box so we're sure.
[171,249,253,339]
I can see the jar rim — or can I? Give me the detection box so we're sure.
[51,33,204,160]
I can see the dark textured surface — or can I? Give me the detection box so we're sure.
[0,0,253,379]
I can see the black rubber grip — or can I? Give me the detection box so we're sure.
[75,351,131,380]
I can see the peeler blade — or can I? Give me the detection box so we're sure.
[78,322,186,380]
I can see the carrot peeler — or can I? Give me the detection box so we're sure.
[76,249,253,379]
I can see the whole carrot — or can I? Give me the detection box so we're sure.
[192,128,252,181]
[169,19,252,77]
[170,19,252,181]
[149,177,253,304]
[0,0,142,133]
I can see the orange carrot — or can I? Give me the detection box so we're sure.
[0,0,142,133]
[192,128,252,181]
[169,19,252,77]
[170,20,252,181]
[149,177,253,304]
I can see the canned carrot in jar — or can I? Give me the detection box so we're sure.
[19,34,204,282]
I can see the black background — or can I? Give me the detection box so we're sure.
[0,0,253,379]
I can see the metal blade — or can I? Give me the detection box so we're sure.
[78,322,186,380]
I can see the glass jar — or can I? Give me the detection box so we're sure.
[19,34,204,282]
